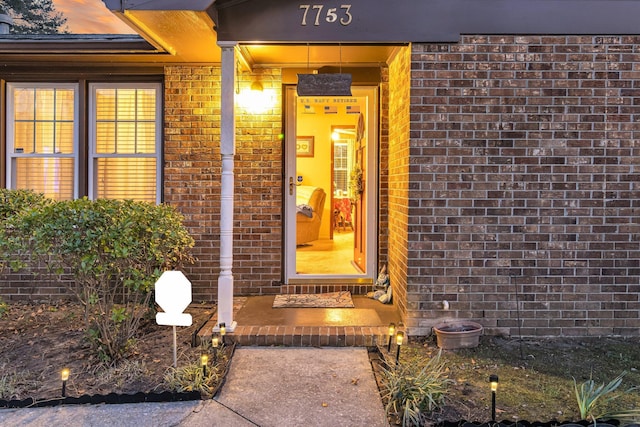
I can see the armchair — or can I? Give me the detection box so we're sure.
[296,186,326,245]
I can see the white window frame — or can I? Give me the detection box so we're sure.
[88,82,162,204]
[5,82,80,199]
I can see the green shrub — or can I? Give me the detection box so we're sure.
[381,350,452,427]
[4,196,195,362]
[0,189,52,272]
[163,361,221,397]
[0,188,51,221]
[574,372,640,423]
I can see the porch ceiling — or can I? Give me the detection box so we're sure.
[116,8,401,68]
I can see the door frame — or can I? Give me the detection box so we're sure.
[283,85,379,283]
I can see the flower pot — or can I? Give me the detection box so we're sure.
[433,321,483,349]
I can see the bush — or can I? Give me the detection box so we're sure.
[2,195,195,363]
[0,189,52,273]
[381,350,452,427]
[0,188,51,221]
[574,372,640,423]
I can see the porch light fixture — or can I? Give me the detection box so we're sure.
[238,79,275,114]
[61,367,70,397]
[201,354,209,376]
[395,331,404,366]
[387,323,396,352]
[490,374,499,421]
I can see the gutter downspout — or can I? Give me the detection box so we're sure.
[215,41,237,332]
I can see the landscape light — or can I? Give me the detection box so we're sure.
[212,335,219,364]
[201,354,209,376]
[387,323,396,352]
[219,322,226,345]
[61,368,70,397]
[490,374,499,421]
[395,331,404,366]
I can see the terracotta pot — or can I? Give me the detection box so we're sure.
[433,321,483,349]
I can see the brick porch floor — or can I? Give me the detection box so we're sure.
[197,295,402,347]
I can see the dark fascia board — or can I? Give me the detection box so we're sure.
[0,34,157,54]
[0,65,165,79]
[214,0,640,43]
[102,0,215,11]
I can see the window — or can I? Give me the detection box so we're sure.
[90,83,161,203]
[6,83,78,200]
[334,142,349,194]
[6,82,162,203]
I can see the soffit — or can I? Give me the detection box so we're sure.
[118,8,400,68]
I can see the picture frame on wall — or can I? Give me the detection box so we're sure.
[296,136,314,157]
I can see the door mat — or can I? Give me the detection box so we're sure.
[272,291,355,308]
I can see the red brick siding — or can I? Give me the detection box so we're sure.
[408,36,640,336]
[164,66,284,302]
[387,47,412,322]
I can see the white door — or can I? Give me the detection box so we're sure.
[284,86,378,282]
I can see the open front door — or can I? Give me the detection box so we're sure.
[284,86,378,282]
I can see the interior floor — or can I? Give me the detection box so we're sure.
[296,230,360,275]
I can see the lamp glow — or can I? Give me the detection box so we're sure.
[490,374,498,392]
[387,323,396,352]
[238,82,275,114]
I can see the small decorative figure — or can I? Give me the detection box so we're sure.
[367,264,392,304]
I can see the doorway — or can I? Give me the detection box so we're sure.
[284,86,378,282]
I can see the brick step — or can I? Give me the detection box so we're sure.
[198,324,389,347]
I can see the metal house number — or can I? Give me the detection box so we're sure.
[299,4,353,26]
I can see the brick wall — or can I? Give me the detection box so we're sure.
[387,47,412,322]
[407,36,640,337]
[164,66,283,302]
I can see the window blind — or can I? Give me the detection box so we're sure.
[92,84,160,203]
[8,85,77,200]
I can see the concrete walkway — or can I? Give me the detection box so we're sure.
[0,348,389,427]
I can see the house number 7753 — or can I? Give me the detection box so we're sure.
[299,4,353,26]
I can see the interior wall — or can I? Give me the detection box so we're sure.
[296,97,366,239]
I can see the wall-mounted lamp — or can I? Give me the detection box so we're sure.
[61,367,70,397]
[238,80,275,114]
[395,331,404,366]
[490,374,499,421]
[387,323,396,352]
